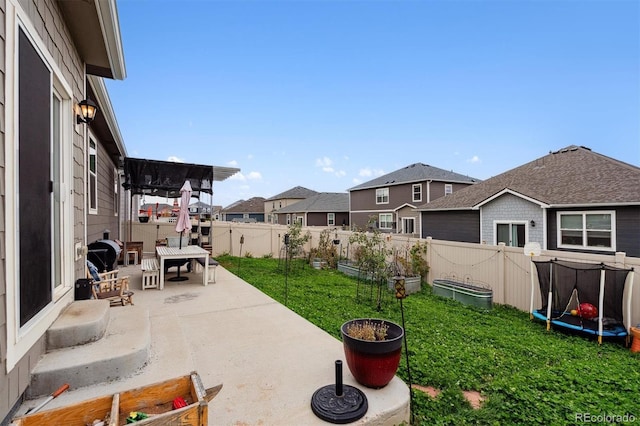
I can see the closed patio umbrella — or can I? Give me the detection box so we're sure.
[169,180,192,281]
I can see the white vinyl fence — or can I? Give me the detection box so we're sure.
[127,220,640,326]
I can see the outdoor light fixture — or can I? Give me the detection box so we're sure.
[76,99,98,124]
[530,220,536,227]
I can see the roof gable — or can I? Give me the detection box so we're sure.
[266,186,318,201]
[419,146,640,210]
[276,193,349,213]
[348,163,479,191]
[222,197,266,213]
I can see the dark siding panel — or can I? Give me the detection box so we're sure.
[547,207,640,257]
[615,206,639,257]
[336,213,349,227]
[307,213,325,226]
[388,183,413,206]
[421,210,480,243]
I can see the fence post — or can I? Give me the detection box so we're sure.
[497,242,506,305]
[614,251,626,269]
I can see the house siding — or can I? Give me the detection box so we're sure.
[480,194,544,245]
[547,206,640,257]
[1,0,86,420]
[87,142,120,244]
[350,181,473,230]
[421,210,480,243]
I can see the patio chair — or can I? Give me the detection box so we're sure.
[86,261,134,306]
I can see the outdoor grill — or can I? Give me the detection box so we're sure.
[87,239,122,271]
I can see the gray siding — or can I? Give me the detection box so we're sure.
[480,194,544,245]
[421,210,480,243]
[87,142,120,244]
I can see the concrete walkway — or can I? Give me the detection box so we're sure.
[17,263,410,425]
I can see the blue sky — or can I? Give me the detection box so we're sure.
[106,0,640,208]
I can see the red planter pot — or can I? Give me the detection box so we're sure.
[341,319,404,388]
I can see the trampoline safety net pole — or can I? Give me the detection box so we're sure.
[597,268,605,345]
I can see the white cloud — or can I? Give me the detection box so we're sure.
[316,156,333,168]
[335,170,346,177]
[359,167,385,177]
[467,155,481,163]
[167,156,184,163]
[352,178,362,184]
[247,154,254,160]
[229,171,262,182]
[227,160,239,167]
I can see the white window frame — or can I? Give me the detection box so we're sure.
[376,187,389,204]
[88,135,98,214]
[327,212,335,226]
[412,184,422,203]
[286,214,291,225]
[379,213,393,230]
[113,167,119,216]
[557,211,616,252]
[444,183,453,196]
[494,220,528,247]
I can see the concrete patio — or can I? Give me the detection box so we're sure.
[14,262,410,425]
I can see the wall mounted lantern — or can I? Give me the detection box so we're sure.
[76,99,98,124]
[530,220,536,227]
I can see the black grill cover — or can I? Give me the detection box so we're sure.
[88,239,122,271]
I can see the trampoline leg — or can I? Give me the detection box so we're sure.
[546,320,550,331]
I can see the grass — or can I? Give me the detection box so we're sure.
[219,255,640,425]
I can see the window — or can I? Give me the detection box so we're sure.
[402,217,415,234]
[286,214,291,225]
[379,213,393,229]
[88,137,97,213]
[412,184,422,202]
[496,222,526,248]
[328,213,335,226]
[444,184,453,196]
[558,211,615,251]
[376,188,389,204]
[113,168,119,216]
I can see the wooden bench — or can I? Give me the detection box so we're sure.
[141,258,160,290]
[193,257,219,284]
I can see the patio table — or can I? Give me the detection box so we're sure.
[156,245,209,289]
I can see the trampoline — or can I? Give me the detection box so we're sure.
[530,259,635,344]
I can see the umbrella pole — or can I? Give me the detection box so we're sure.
[169,230,189,281]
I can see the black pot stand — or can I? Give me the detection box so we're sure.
[311,360,368,424]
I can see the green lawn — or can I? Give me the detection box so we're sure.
[218,255,640,425]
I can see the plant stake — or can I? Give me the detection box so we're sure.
[394,276,414,424]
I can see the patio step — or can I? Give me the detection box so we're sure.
[27,301,150,398]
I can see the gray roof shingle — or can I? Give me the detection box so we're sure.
[222,197,266,213]
[348,163,480,191]
[265,186,318,201]
[418,146,640,210]
[276,192,349,213]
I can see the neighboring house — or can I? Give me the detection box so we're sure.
[348,163,479,234]
[275,192,349,227]
[222,197,267,222]
[189,201,222,218]
[1,0,126,421]
[418,146,640,257]
[264,186,318,224]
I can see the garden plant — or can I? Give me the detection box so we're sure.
[217,254,640,425]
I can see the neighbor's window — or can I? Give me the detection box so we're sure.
[496,222,526,248]
[88,137,97,213]
[327,212,335,226]
[558,211,615,251]
[444,184,453,196]
[376,188,389,204]
[286,214,291,225]
[412,184,422,203]
[379,213,393,229]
